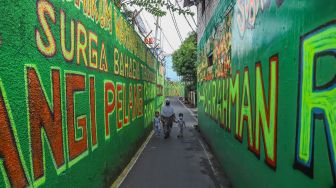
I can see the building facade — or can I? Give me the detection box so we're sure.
[194,0,336,187]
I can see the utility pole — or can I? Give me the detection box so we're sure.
[154,16,159,55]
[153,15,167,98]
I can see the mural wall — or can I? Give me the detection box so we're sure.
[164,81,185,97]
[0,0,163,187]
[197,0,336,187]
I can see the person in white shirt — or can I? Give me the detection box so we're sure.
[160,99,175,139]
[153,111,161,137]
[176,113,186,138]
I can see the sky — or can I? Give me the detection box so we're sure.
[165,56,180,81]
[126,1,197,81]
[139,3,197,55]
[135,1,197,80]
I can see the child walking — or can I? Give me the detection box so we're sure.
[153,111,161,137]
[176,113,186,138]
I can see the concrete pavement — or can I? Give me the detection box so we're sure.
[119,97,231,188]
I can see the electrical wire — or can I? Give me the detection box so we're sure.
[173,0,196,32]
[149,14,175,51]
[190,10,197,26]
[141,11,153,35]
[144,13,175,52]
[162,31,175,51]
[141,9,179,52]
[160,17,163,49]
[140,11,158,49]
[168,8,183,42]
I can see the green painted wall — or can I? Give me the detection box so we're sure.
[164,81,185,97]
[156,64,165,110]
[0,0,163,187]
[197,0,336,187]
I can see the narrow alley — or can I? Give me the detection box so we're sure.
[115,97,229,188]
[1,0,335,187]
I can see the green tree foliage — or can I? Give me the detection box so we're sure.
[114,0,194,17]
[172,32,197,90]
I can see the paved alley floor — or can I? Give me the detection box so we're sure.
[119,97,231,188]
